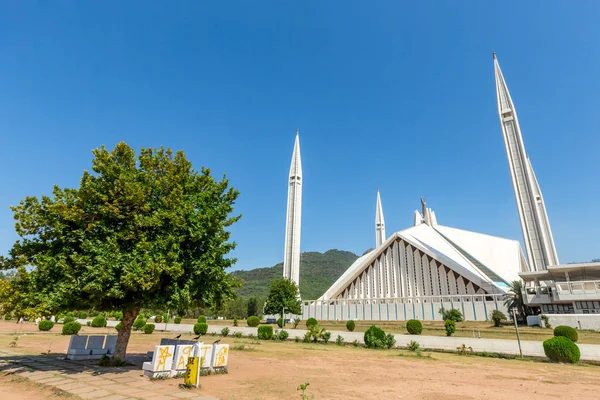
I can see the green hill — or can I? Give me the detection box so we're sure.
[232,249,359,300]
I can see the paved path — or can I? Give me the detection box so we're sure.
[0,350,217,400]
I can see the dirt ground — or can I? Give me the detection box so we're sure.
[0,374,80,400]
[1,322,599,400]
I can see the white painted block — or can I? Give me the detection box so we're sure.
[149,345,175,372]
[211,344,229,368]
[196,344,213,368]
[172,345,194,371]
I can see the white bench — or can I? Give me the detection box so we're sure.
[142,345,175,378]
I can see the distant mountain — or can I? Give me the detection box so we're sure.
[232,249,359,300]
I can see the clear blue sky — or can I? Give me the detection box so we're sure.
[1,2,598,271]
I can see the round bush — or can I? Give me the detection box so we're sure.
[78,311,88,319]
[154,315,163,323]
[66,312,75,318]
[306,318,318,329]
[554,325,578,342]
[133,318,146,331]
[115,322,122,331]
[364,325,386,349]
[193,323,208,335]
[62,321,82,335]
[38,320,55,331]
[406,319,423,335]
[4,313,12,321]
[258,326,274,340]
[91,315,107,328]
[276,318,284,328]
[543,336,580,363]
[143,324,156,334]
[247,316,260,327]
[278,330,289,341]
[114,311,123,321]
[346,320,355,332]
[197,315,207,324]
[63,316,75,324]
[174,317,182,324]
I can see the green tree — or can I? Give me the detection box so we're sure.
[0,142,240,361]
[247,297,259,317]
[504,280,528,322]
[263,278,301,316]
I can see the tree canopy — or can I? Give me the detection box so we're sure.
[263,278,302,316]
[1,142,240,360]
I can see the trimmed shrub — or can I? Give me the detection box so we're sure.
[346,320,355,332]
[258,326,274,340]
[543,336,580,363]
[364,325,386,349]
[306,318,318,329]
[78,311,88,319]
[441,308,464,322]
[198,315,207,324]
[115,322,122,331]
[554,325,578,342]
[133,318,146,331]
[277,318,284,328]
[221,327,230,337]
[143,324,156,334]
[114,311,123,321]
[62,321,82,335]
[174,317,182,324]
[406,319,422,335]
[154,315,163,323]
[194,323,209,335]
[278,330,289,341]
[233,317,238,327]
[63,316,75,324]
[91,315,107,328]
[38,320,55,331]
[385,333,396,349]
[490,310,507,327]
[322,331,331,344]
[4,313,11,321]
[247,316,260,327]
[66,312,75,318]
[445,320,456,337]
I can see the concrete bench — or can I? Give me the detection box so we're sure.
[66,336,91,360]
[105,335,118,355]
[87,335,108,359]
[142,345,174,378]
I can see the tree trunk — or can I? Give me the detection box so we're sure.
[112,307,139,361]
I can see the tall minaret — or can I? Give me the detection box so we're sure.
[375,190,386,247]
[283,130,302,287]
[493,52,559,271]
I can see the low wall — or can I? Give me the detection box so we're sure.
[543,314,600,331]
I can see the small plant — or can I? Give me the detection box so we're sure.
[115,322,122,331]
[445,320,456,337]
[114,311,123,321]
[258,326,274,340]
[303,332,312,343]
[233,331,243,338]
[385,333,396,349]
[346,320,355,332]
[306,318,318,329]
[297,381,310,400]
[540,314,551,328]
[490,310,507,327]
[457,344,473,355]
[86,321,92,326]
[133,318,146,331]
[145,312,152,319]
[295,336,301,343]
[364,325,386,349]
[440,308,464,322]
[407,340,420,352]
[554,325,578,342]
[4,313,12,321]
[38,320,55,331]
[352,339,360,347]
[247,316,260,327]
[278,330,289,341]
[221,327,230,337]
[9,336,19,347]
[233,317,238,327]
[293,319,301,329]
[62,321,82,335]
[194,323,209,335]
[91,315,107,328]
[406,319,422,335]
[154,315,163,323]
[174,317,182,324]
[322,331,331,344]
[198,315,207,324]
[248,333,255,339]
[336,334,344,346]
[543,336,580,363]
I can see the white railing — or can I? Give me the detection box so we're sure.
[555,280,600,295]
[302,293,505,307]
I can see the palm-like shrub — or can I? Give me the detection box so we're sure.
[554,326,578,342]
[406,319,422,335]
[543,336,580,363]
[364,326,386,349]
[194,323,208,335]
[346,320,355,332]
[247,316,260,327]
[490,310,507,327]
[62,321,82,335]
[441,308,464,322]
[38,320,55,331]
[322,331,332,344]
